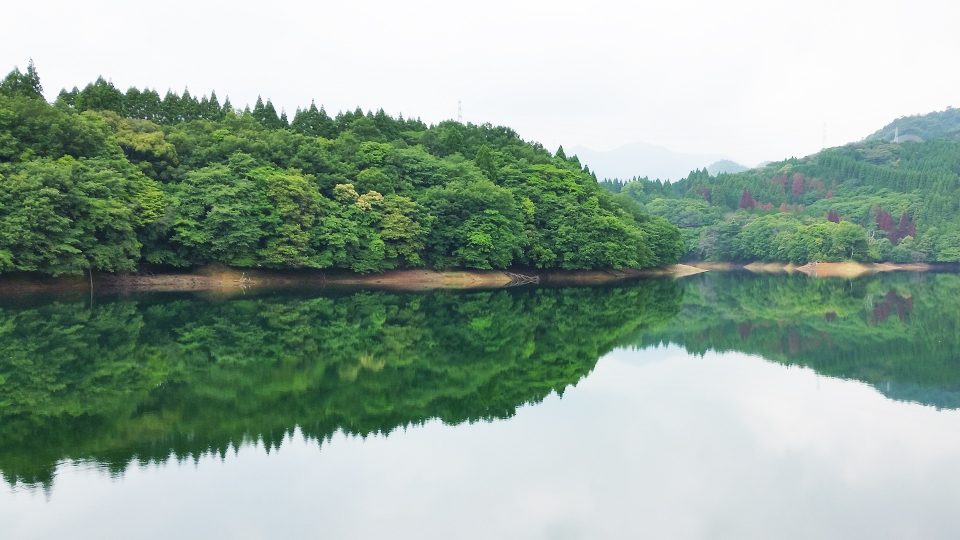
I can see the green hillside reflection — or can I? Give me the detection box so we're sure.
[0,283,682,487]
[4,272,960,489]
[635,272,960,409]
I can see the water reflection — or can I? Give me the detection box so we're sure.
[0,283,682,488]
[2,272,960,495]
[633,272,960,409]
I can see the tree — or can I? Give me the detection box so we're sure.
[0,157,162,274]
[0,61,43,99]
[791,172,805,198]
[75,77,125,113]
[291,102,336,138]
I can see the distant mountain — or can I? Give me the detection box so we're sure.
[707,159,749,176]
[866,106,960,143]
[569,142,727,181]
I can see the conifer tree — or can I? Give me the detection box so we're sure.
[0,59,44,99]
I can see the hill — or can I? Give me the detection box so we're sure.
[707,159,749,175]
[569,142,726,181]
[866,107,960,143]
[0,64,682,276]
[603,107,960,263]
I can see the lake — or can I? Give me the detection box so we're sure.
[3,272,960,539]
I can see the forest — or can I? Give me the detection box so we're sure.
[0,63,682,276]
[601,107,960,263]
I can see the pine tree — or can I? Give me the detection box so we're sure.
[180,88,201,121]
[161,90,181,123]
[24,59,43,97]
[252,95,266,121]
[221,96,234,116]
[262,99,281,128]
[125,87,145,118]
[141,89,162,121]
[205,90,222,119]
[75,77,125,113]
[54,87,79,109]
[291,101,337,137]
[0,60,44,99]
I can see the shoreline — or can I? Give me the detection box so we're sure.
[0,261,950,296]
[695,261,946,279]
[0,264,708,295]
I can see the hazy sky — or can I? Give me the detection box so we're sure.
[3,0,959,165]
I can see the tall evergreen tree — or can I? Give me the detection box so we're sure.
[0,59,43,99]
[161,90,181,123]
[75,77,125,113]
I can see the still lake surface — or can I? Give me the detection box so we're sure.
[3,272,960,539]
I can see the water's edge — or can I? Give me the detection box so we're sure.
[1,261,948,295]
[0,264,707,295]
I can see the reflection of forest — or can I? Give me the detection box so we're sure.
[3,272,960,489]
[0,283,681,487]
[634,272,960,410]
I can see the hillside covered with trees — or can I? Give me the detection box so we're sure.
[602,108,960,263]
[0,63,682,276]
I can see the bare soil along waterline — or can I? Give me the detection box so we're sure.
[687,261,942,278]
[0,264,707,296]
[1,262,950,296]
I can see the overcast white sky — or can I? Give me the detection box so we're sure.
[3,0,959,165]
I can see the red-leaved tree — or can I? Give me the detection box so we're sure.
[791,173,805,198]
[893,211,915,243]
[875,206,895,233]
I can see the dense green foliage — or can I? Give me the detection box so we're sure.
[0,64,681,275]
[602,109,960,263]
[0,282,682,487]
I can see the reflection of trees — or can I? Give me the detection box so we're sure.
[635,272,960,410]
[871,290,913,324]
[0,283,682,488]
[5,273,958,490]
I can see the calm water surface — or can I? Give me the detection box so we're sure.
[3,273,960,539]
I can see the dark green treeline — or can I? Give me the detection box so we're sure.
[0,63,681,275]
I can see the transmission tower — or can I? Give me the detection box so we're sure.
[457,100,462,123]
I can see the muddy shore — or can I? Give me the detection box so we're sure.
[0,264,708,295]
[0,261,948,296]
[716,261,940,279]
